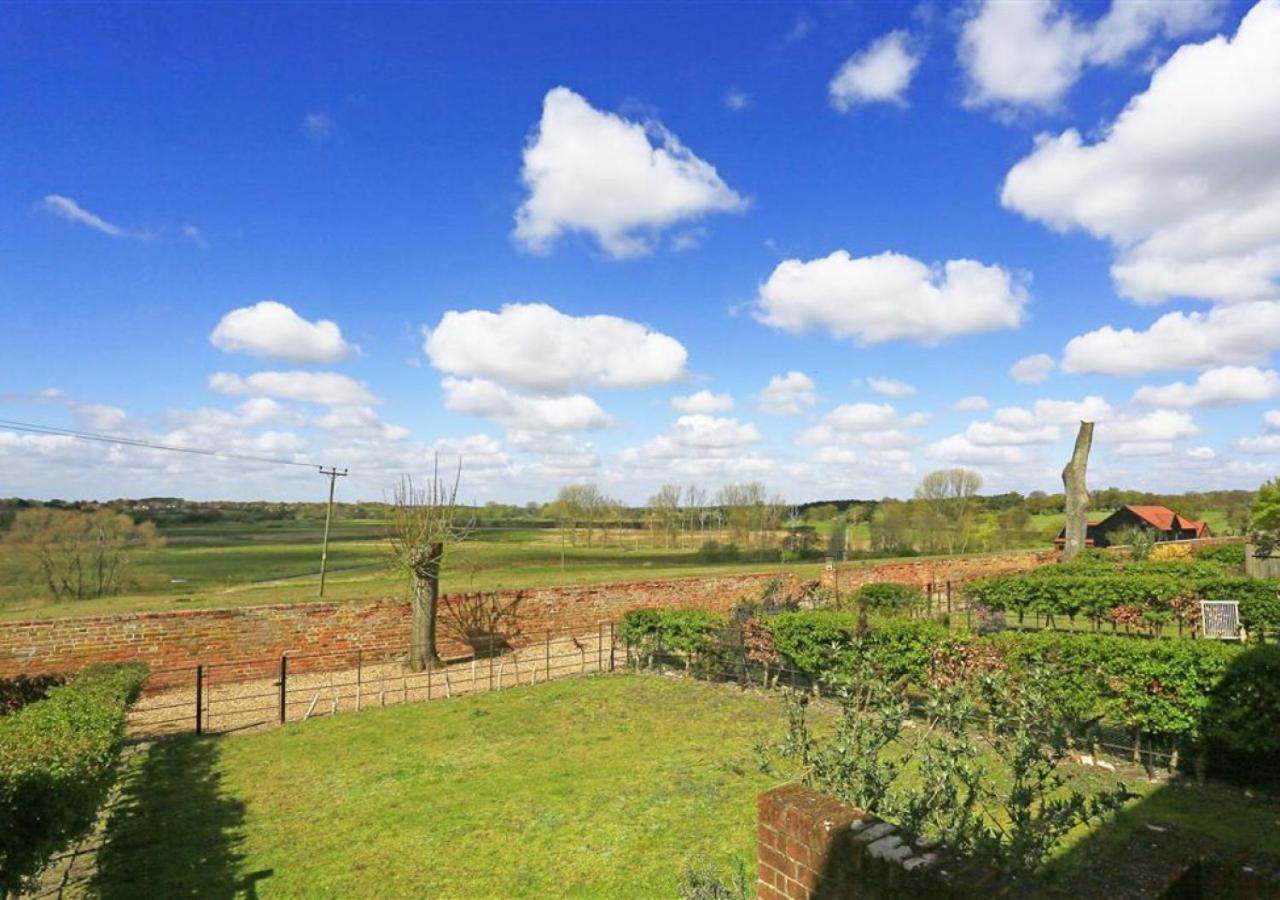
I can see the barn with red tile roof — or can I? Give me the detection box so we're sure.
[1055,504,1210,549]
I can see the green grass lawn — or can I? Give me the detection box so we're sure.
[90,675,1280,899]
[94,676,791,898]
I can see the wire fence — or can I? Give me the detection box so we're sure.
[128,622,619,738]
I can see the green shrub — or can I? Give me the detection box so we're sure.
[0,663,148,894]
[1194,543,1247,571]
[854,582,926,612]
[967,573,1279,635]
[768,613,945,685]
[621,607,720,665]
[620,608,662,647]
[1200,646,1280,774]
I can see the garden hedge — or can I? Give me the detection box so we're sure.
[624,605,1280,777]
[766,616,1279,774]
[966,573,1280,636]
[0,663,148,894]
[852,582,926,612]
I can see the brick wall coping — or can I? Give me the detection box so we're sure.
[758,784,1031,899]
[0,569,795,629]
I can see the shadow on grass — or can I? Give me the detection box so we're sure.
[92,735,271,899]
[1039,644,1280,897]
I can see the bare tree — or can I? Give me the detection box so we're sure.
[914,468,984,554]
[646,484,682,548]
[388,459,470,671]
[1061,421,1095,562]
[2,507,162,600]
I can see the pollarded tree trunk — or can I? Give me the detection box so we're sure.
[1061,421,1095,562]
[408,542,444,671]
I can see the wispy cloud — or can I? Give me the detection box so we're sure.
[36,195,151,240]
[303,112,334,141]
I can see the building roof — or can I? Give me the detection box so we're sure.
[1124,505,1179,531]
[1112,505,1211,537]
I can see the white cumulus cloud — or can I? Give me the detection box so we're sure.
[755,250,1026,345]
[867,377,916,398]
[952,395,991,411]
[671,390,734,414]
[1062,301,1280,375]
[1002,2,1280,305]
[441,377,612,433]
[424,302,687,392]
[960,0,1220,112]
[829,30,922,111]
[208,371,376,406]
[925,434,1029,465]
[1009,353,1055,383]
[513,87,746,258]
[1133,366,1280,408]
[210,301,356,364]
[757,371,817,415]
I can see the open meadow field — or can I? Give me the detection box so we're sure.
[0,520,825,621]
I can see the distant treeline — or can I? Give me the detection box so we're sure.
[796,488,1254,522]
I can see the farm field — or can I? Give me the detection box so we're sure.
[0,520,825,621]
[89,675,1280,898]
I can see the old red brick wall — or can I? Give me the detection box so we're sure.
[819,549,1060,593]
[0,571,797,687]
[757,784,1024,899]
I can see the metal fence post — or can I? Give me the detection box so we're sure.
[278,656,288,725]
[195,665,204,736]
[609,622,615,672]
[356,650,363,712]
[489,632,496,692]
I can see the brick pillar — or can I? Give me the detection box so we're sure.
[756,784,1031,899]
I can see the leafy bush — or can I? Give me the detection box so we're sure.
[967,573,1280,636]
[0,663,148,894]
[695,540,741,562]
[853,582,926,612]
[620,607,719,667]
[1194,543,1247,571]
[1200,647,1280,774]
[768,613,946,685]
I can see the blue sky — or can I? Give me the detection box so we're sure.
[3,0,1280,504]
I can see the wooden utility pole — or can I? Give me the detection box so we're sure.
[317,466,348,596]
[1061,422,1094,562]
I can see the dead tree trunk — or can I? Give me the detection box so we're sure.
[1061,421,1095,562]
[409,542,444,671]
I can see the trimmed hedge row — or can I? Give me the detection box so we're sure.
[0,663,148,894]
[966,574,1280,635]
[619,607,1280,774]
[852,582,926,612]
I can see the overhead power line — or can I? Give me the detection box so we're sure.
[0,418,338,472]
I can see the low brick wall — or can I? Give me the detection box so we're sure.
[757,785,1027,899]
[820,549,1059,594]
[0,571,798,687]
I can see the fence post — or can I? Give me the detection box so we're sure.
[598,623,604,672]
[489,632,496,692]
[278,656,287,725]
[739,623,747,685]
[946,580,952,613]
[545,630,551,681]
[356,650,363,712]
[609,622,615,672]
[195,665,204,736]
